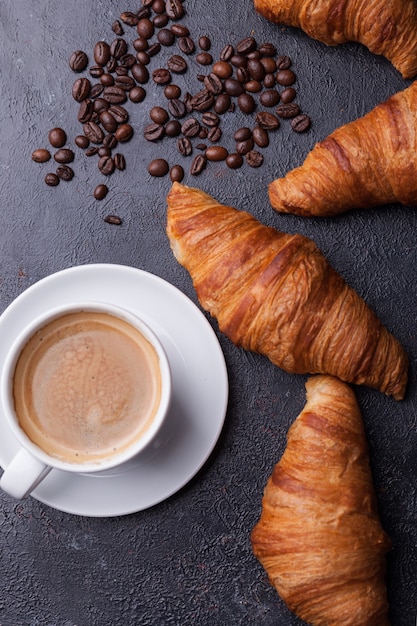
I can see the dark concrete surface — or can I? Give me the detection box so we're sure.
[0,1,416,625]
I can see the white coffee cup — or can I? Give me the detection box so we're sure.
[0,301,171,499]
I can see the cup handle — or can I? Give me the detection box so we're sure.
[0,448,52,499]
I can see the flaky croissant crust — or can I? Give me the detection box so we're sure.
[166,183,408,399]
[254,0,417,78]
[251,375,391,626]
[269,81,417,217]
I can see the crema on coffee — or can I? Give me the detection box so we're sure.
[13,311,162,463]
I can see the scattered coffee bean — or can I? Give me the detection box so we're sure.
[72,77,91,102]
[157,28,175,46]
[120,11,139,26]
[129,86,146,102]
[276,55,292,70]
[83,121,105,144]
[256,111,280,130]
[75,135,90,149]
[94,41,111,66]
[207,126,222,142]
[48,128,67,148]
[246,150,263,167]
[148,158,169,177]
[238,93,256,113]
[291,114,311,132]
[104,214,123,225]
[199,36,211,51]
[144,122,165,142]
[69,50,88,72]
[54,148,75,164]
[190,153,207,175]
[170,164,184,182]
[280,87,297,103]
[112,20,124,36]
[236,36,257,55]
[45,172,60,186]
[178,36,195,54]
[226,153,243,169]
[152,68,172,85]
[56,165,74,181]
[114,153,126,170]
[181,118,200,137]
[166,0,185,20]
[252,126,269,148]
[234,127,252,141]
[260,89,280,107]
[168,98,186,118]
[108,104,129,123]
[196,52,213,65]
[110,38,128,59]
[168,54,187,73]
[150,106,169,124]
[32,148,51,163]
[171,23,190,37]
[98,155,115,175]
[115,123,133,142]
[165,120,182,137]
[94,183,109,200]
[206,146,228,161]
[236,137,254,155]
[177,136,193,156]
[276,102,300,119]
[276,69,296,86]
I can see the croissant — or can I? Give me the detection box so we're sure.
[166,182,408,399]
[254,0,417,79]
[269,81,417,217]
[251,375,391,626]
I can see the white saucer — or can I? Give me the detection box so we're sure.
[0,264,228,517]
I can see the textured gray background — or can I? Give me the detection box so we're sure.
[0,1,416,625]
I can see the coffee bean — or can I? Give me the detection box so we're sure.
[260,57,277,74]
[147,42,162,57]
[104,214,123,225]
[32,148,51,163]
[177,136,193,156]
[224,78,245,97]
[276,102,300,119]
[129,86,146,102]
[167,54,187,73]
[201,111,220,127]
[199,36,211,51]
[114,153,126,170]
[171,23,189,36]
[56,165,74,181]
[83,121,105,144]
[263,73,276,89]
[291,114,311,132]
[238,93,255,113]
[150,106,169,125]
[69,50,88,72]
[90,65,104,79]
[72,77,91,102]
[247,59,265,81]
[120,11,139,26]
[99,111,117,132]
[103,133,118,149]
[94,183,109,200]
[54,148,74,164]
[144,123,165,142]
[219,44,234,61]
[133,37,149,52]
[260,89,280,107]
[246,150,263,167]
[107,58,118,73]
[112,20,124,36]
[181,118,200,137]
[196,52,213,65]
[152,0,166,14]
[152,68,172,85]
[165,120,181,137]
[168,98,186,118]
[236,137,254,155]
[115,75,136,91]
[115,123,133,142]
[276,69,296,86]
[166,0,185,20]
[214,93,231,114]
[45,172,60,186]
[204,73,223,95]
[259,42,277,57]
[212,60,233,79]
[256,111,280,130]
[100,73,115,87]
[110,38,128,59]
[206,146,228,161]
[236,66,250,83]
[153,13,169,28]
[102,86,127,104]
[236,36,256,54]
[280,87,297,104]
[225,153,243,169]
[148,158,169,177]
[75,135,90,149]
[86,146,99,157]
[164,84,181,99]
[170,164,184,182]
[178,36,195,55]
[90,83,104,99]
[48,128,67,148]
[245,79,262,93]
[230,54,247,68]
[157,28,175,46]
[234,127,252,141]
[252,126,269,148]
[108,104,129,123]
[98,146,111,157]
[276,55,292,70]
[207,126,222,143]
[190,90,214,111]
[131,63,149,84]
[190,153,207,175]
[78,99,93,123]
[94,41,111,66]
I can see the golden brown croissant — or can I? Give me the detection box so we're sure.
[166,182,408,399]
[251,375,391,626]
[254,0,417,79]
[269,81,417,217]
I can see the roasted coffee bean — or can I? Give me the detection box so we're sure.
[238,93,255,113]
[152,68,171,85]
[168,98,186,118]
[94,183,109,200]
[280,87,297,104]
[199,35,211,51]
[107,58,118,73]
[120,11,139,26]
[102,86,127,104]
[256,111,280,130]
[75,135,90,149]
[225,152,243,169]
[110,38,128,59]
[83,121,105,144]
[181,117,200,137]
[119,53,136,68]
[203,73,223,95]
[219,44,234,61]
[165,119,181,136]
[259,42,277,57]
[108,104,129,123]
[69,50,88,72]
[152,0,166,14]
[85,146,99,156]
[131,62,149,84]
[133,37,149,52]
[171,23,190,37]
[167,54,187,73]
[144,122,165,142]
[158,28,175,46]
[72,77,91,102]
[196,52,213,65]
[177,136,193,156]
[252,126,269,148]
[98,146,111,157]
[245,79,262,93]
[214,93,231,114]
[263,73,276,89]
[129,86,146,102]
[56,165,74,181]
[224,78,245,97]
[291,114,311,132]
[246,150,264,167]
[236,137,254,155]
[260,57,277,74]
[103,133,118,149]
[115,123,133,142]
[48,128,67,148]
[201,111,220,127]
[90,65,104,79]
[178,36,195,54]
[260,89,280,107]
[236,66,250,83]
[196,142,207,150]
[32,148,51,163]
[54,148,74,164]
[276,102,300,118]
[112,20,124,36]
[212,60,233,79]
[137,18,154,39]
[165,0,185,20]
[164,83,181,99]
[90,83,104,99]
[276,55,292,70]
[94,41,111,66]
[104,214,123,225]
[154,13,171,27]
[190,90,214,111]
[170,164,184,182]
[100,73,115,87]
[234,127,252,141]
[190,154,207,175]
[78,99,93,123]
[148,158,169,177]
[150,106,169,125]
[114,153,126,170]
[276,69,296,86]
[206,145,228,161]
[247,59,265,81]
[115,75,135,91]
[136,51,150,65]
[98,155,115,175]
[230,54,247,68]
[147,42,162,57]
[183,92,193,112]
[45,172,60,186]
[207,126,222,142]
[236,36,256,54]
[99,111,117,132]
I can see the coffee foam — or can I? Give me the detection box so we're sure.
[13,311,162,463]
